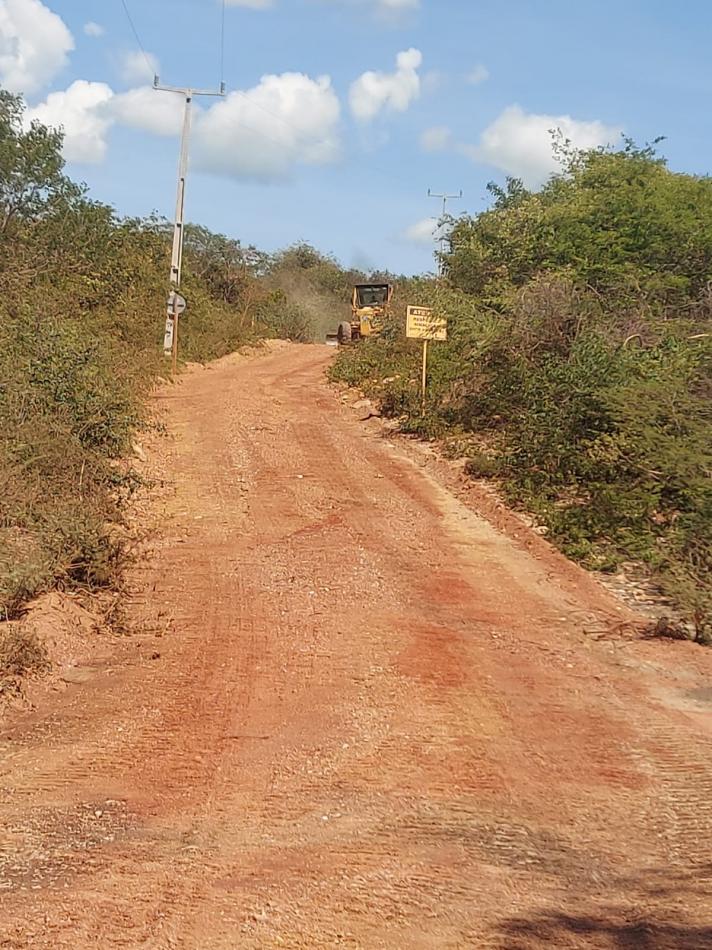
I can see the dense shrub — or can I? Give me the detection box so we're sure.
[332,144,712,637]
[0,91,297,618]
[263,243,367,342]
[0,623,49,693]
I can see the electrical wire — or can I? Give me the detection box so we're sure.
[116,0,404,195]
[117,0,430,202]
[118,0,157,81]
[220,89,419,195]
[220,0,227,88]
[229,90,425,194]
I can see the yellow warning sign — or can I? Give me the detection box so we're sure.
[406,306,447,341]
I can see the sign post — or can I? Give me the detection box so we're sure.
[421,339,429,415]
[406,305,447,415]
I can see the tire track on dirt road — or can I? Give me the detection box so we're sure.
[1,343,711,949]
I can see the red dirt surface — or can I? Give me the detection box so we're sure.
[1,343,711,949]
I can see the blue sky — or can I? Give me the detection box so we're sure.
[3,0,712,274]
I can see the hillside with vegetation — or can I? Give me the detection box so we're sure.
[332,142,712,640]
[3,81,709,648]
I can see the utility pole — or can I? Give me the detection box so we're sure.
[428,188,463,276]
[154,75,226,368]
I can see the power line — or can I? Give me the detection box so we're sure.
[119,0,442,251]
[220,0,227,88]
[114,0,408,197]
[115,0,417,197]
[118,0,156,81]
[219,88,438,197]
[224,92,413,192]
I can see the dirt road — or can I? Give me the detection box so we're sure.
[2,344,712,949]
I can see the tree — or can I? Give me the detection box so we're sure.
[0,90,80,239]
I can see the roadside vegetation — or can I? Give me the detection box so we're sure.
[331,142,712,641]
[3,79,709,666]
[265,242,370,342]
[0,90,316,649]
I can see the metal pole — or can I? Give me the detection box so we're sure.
[428,189,463,277]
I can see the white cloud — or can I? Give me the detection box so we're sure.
[0,0,73,95]
[420,125,451,152]
[194,72,341,180]
[229,0,419,17]
[24,80,183,164]
[322,0,419,15]
[25,80,114,163]
[372,0,419,11]
[110,86,184,137]
[467,64,489,85]
[403,217,439,245]
[464,105,622,187]
[349,48,422,121]
[22,67,342,182]
[120,49,159,85]
[83,21,104,38]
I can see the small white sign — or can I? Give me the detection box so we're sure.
[163,316,174,355]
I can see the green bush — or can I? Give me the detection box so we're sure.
[0,91,270,617]
[0,624,49,691]
[464,453,500,479]
[333,143,712,633]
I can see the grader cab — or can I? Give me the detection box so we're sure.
[335,283,393,344]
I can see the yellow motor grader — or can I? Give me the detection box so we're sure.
[331,283,393,344]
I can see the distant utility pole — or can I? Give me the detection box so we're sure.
[428,188,463,276]
[154,75,226,370]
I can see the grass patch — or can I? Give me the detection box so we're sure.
[0,624,50,694]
